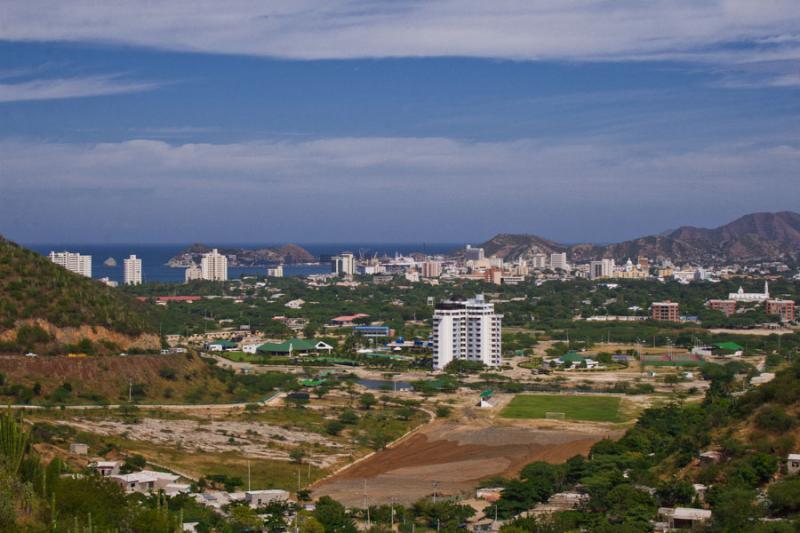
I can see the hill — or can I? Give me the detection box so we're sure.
[493,359,800,531]
[478,211,800,264]
[0,237,160,353]
[166,242,316,267]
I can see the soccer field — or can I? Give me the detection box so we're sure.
[500,394,624,422]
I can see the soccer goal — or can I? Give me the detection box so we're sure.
[545,412,566,420]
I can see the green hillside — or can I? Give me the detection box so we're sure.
[0,237,158,340]
[495,361,800,532]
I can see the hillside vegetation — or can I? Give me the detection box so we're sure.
[0,237,160,353]
[495,361,800,532]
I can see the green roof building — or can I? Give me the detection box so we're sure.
[257,338,333,355]
[714,342,744,353]
[558,351,585,364]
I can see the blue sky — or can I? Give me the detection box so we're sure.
[1,0,799,244]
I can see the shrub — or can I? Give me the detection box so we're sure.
[16,324,50,349]
[755,406,795,433]
[158,367,177,381]
[325,420,345,436]
[768,477,800,515]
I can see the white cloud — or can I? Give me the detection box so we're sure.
[1,0,799,63]
[1,135,798,242]
[2,135,797,198]
[0,75,161,103]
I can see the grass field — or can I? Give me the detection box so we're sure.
[501,394,625,422]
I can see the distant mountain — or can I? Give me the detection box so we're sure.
[167,243,317,267]
[0,236,160,353]
[477,211,800,264]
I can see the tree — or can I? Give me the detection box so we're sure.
[290,448,306,464]
[229,504,263,532]
[325,420,345,436]
[435,405,452,418]
[359,393,377,410]
[313,496,357,533]
[768,477,800,515]
[120,454,146,474]
[709,486,760,532]
[338,410,359,425]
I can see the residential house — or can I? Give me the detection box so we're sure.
[788,453,800,475]
[656,507,712,530]
[245,489,291,508]
[90,460,121,477]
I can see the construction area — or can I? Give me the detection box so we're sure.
[313,414,619,506]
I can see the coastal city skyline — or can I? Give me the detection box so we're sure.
[2,3,800,532]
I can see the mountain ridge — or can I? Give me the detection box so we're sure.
[477,211,800,264]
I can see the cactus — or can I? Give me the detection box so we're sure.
[0,410,29,474]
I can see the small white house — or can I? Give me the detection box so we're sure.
[90,460,121,477]
[657,507,712,530]
[788,453,800,475]
[109,472,158,494]
[241,343,263,354]
[245,489,290,508]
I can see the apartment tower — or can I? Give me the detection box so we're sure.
[123,254,142,285]
[432,294,502,370]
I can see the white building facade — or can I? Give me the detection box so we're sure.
[123,254,142,285]
[432,295,502,370]
[729,282,769,302]
[49,251,92,278]
[201,249,228,281]
[590,258,615,279]
[550,252,570,272]
[332,252,355,276]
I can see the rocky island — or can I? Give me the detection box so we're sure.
[166,243,317,267]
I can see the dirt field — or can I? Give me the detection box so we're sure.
[313,419,617,506]
[51,415,347,468]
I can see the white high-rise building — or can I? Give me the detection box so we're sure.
[201,249,228,281]
[531,253,548,269]
[49,251,92,278]
[123,254,142,285]
[267,265,284,278]
[464,245,485,261]
[432,294,502,370]
[590,258,615,280]
[332,252,355,276]
[550,252,570,272]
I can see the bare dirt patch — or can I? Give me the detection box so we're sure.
[55,416,347,468]
[313,419,617,506]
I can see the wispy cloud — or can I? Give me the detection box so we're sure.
[0,74,161,103]
[1,1,799,64]
[1,136,798,242]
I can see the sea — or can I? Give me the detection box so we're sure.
[27,243,462,284]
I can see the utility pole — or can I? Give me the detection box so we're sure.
[128,379,132,403]
[390,497,395,531]
[247,461,251,491]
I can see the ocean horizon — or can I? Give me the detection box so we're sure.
[27,242,463,284]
